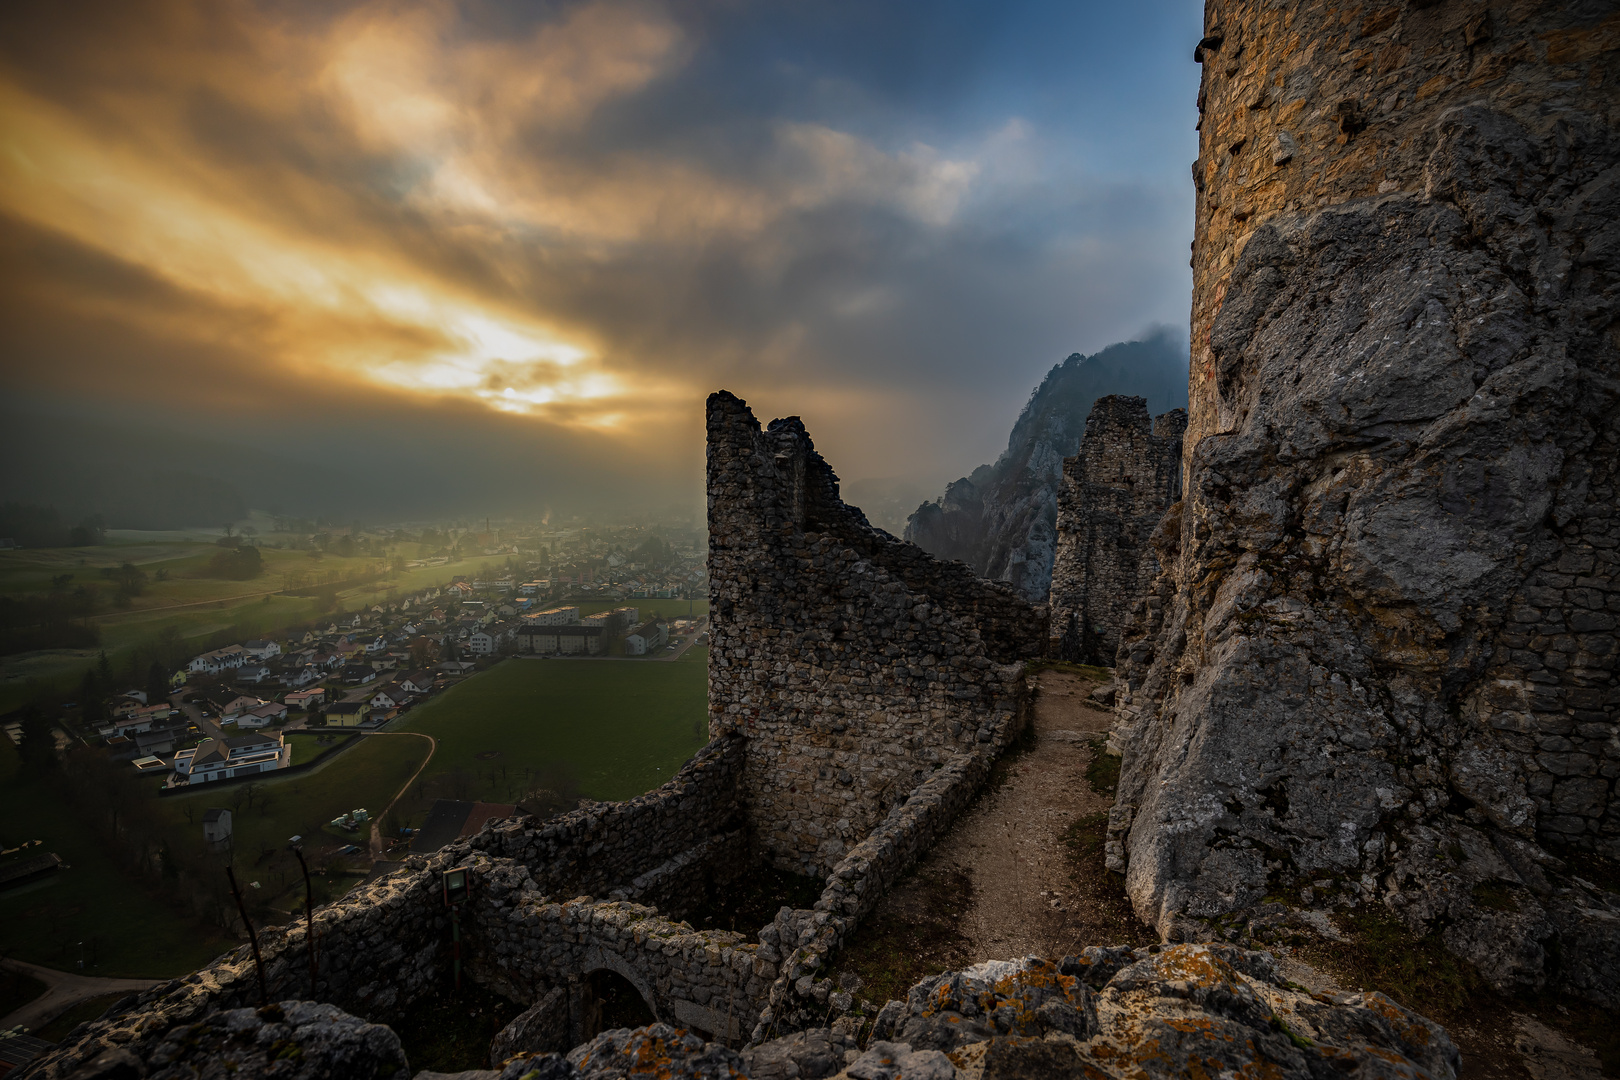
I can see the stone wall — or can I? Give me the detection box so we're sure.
[469,735,746,912]
[1049,396,1186,665]
[1111,0,1620,1004]
[706,391,1044,876]
[753,695,1026,1038]
[467,857,771,1045]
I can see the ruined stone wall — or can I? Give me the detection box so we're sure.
[752,698,1026,1039]
[1049,396,1186,664]
[469,736,746,912]
[707,391,1042,876]
[1112,0,1620,1004]
[469,859,771,1045]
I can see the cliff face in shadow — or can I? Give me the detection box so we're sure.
[1110,0,1620,1007]
[903,334,1189,602]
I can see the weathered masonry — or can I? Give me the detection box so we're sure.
[1049,396,1186,665]
[706,390,1045,877]
[1110,0,1620,1006]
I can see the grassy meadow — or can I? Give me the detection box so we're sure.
[391,657,710,825]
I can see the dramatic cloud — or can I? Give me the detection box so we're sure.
[0,0,1200,516]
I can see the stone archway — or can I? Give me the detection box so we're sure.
[572,945,660,1045]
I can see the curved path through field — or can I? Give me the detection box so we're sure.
[0,958,161,1034]
[365,732,436,858]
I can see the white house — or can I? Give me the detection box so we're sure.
[220,695,267,720]
[400,670,437,695]
[189,645,249,675]
[236,664,273,685]
[523,606,579,626]
[467,630,495,655]
[369,685,411,710]
[172,733,288,785]
[243,640,282,660]
[239,701,288,728]
[624,620,669,656]
[285,688,325,710]
[280,665,322,688]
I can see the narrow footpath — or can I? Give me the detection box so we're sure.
[0,958,160,1034]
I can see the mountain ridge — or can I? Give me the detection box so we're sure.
[903,332,1188,601]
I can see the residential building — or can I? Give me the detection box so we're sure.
[326,701,373,727]
[280,665,323,688]
[400,670,437,695]
[370,685,410,710]
[189,645,248,674]
[523,606,578,626]
[339,664,378,685]
[467,630,495,655]
[220,695,266,720]
[240,702,288,728]
[285,688,325,709]
[236,664,273,685]
[514,623,604,655]
[624,620,669,656]
[243,640,282,660]
[172,733,288,785]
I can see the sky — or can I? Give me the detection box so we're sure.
[0,0,1202,520]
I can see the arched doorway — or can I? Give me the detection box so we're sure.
[580,968,656,1040]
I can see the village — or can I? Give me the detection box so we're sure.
[75,561,708,790]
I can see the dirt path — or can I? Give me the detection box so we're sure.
[836,670,1152,1002]
[944,668,1149,960]
[367,732,437,858]
[0,958,160,1034]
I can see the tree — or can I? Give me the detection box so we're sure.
[17,707,56,772]
[146,661,170,705]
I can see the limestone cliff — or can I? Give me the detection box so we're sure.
[904,335,1188,602]
[1111,0,1620,1006]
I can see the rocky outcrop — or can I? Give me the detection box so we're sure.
[904,335,1188,603]
[50,1000,408,1080]
[1049,397,1186,665]
[52,947,1454,1080]
[1111,0,1620,1005]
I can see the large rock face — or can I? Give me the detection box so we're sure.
[1049,396,1187,665]
[904,336,1188,602]
[1111,0,1620,1004]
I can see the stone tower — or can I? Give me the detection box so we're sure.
[1049,396,1186,665]
[1110,0,1620,1005]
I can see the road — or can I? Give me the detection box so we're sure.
[0,957,162,1034]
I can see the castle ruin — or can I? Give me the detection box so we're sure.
[18,2,1620,1075]
[1049,396,1187,665]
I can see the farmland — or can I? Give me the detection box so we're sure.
[390,657,710,825]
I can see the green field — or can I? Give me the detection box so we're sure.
[392,658,709,824]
